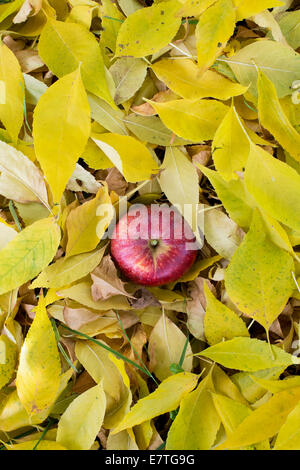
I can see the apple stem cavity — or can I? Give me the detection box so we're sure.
[150,239,159,248]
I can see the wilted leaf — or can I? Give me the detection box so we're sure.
[91,255,133,301]
[110,57,148,105]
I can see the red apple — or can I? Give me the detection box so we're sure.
[110,205,198,286]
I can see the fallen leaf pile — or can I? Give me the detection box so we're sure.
[0,0,300,451]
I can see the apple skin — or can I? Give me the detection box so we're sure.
[110,205,198,286]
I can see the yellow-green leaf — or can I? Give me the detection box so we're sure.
[92,133,159,183]
[258,70,300,162]
[56,381,106,450]
[225,209,294,329]
[0,41,24,143]
[0,334,17,390]
[31,247,105,289]
[151,58,247,101]
[33,68,91,204]
[16,295,61,416]
[0,217,61,296]
[149,98,228,142]
[65,186,112,258]
[115,0,182,58]
[211,393,251,435]
[212,106,250,181]
[218,387,300,449]
[166,371,220,450]
[199,337,298,371]
[112,372,198,434]
[245,143,300,233]
[274,401,300,450]
[203,282,249,345]
[38,18,114,106]
[195,0,236,74]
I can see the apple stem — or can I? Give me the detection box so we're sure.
[150,239,159,247]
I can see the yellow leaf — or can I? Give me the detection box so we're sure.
[148,313,193,381]
[274,401,300,450]
[0,334,17,390]
[212,393,251,436]
[149,98,228,142]
[0,217,61,296]
[0,41,24,143]
[151,59,247,101]
[38,18,114,106]
[195,0,236,74]
[245,143,300,232]
[92,133,159,183]
[225,209,294,329]
[115,0,182,58]
[33,68,91,204]
[159,146,199,239]
[257,70,300,162]
[65,186,112,258]
[56,381,106,450]
[177,0,217,17]
[16,295,61,416]
[212,106,250,181]
[31,247,105,289]
[199,337,298,371]
[111,372,198,434]
[218,387,300,449]
[203,282,249,345]
[233,0,284,21]
[107,430,139,450]
[166,371,220,450]
[0,218,16,249]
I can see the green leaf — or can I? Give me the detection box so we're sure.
[38,18,114,107]
[278,10,300,49]
[115,0,182,58]
[225,209,294,329]
[0,217,61,295]
[199,337,298,371]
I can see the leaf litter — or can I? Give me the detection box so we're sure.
[0,0,299,452]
